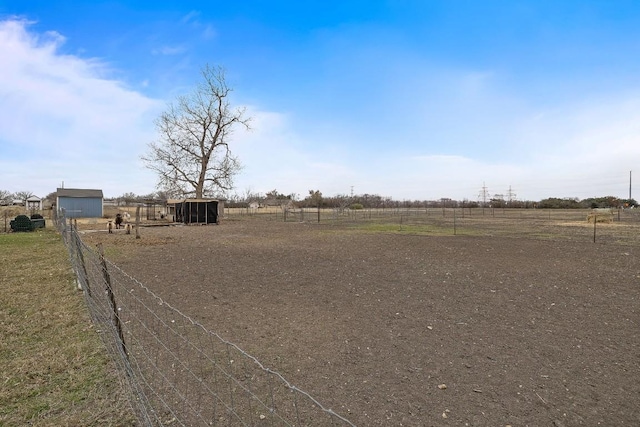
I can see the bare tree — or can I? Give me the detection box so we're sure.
[0,190,11,204]
[44,191,57,204]
[118,192,138,206]
[13,191,34,202]
[143,64,251,198]
[334,194,352,213]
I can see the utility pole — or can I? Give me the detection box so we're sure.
[630,170,632,200]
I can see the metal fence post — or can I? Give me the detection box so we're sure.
[97,243,129,363]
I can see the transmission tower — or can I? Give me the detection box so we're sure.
[506,185,517,205]
[478,182,490,207]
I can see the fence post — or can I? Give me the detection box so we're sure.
[74,231,92,296]
[64,218,76,285]
[97,243,129,362]
[593,215,597,243]
[454,210,457,235]
[135,206,141,239]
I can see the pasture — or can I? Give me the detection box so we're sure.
[75,209,640,426]
[0,228,135,426]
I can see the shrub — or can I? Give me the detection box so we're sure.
[349,203,364,210]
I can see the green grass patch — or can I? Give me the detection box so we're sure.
[0,229,135,426]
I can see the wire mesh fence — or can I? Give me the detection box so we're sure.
[224,205,624,223]
[223,206,640,244]
[55,213,356,427]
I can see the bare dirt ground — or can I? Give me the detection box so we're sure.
[79,215,640,426]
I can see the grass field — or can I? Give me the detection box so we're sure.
[0,228,135,426]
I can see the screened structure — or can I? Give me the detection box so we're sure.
[171,199,221,224]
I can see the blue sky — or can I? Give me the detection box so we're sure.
[1,1,639,201]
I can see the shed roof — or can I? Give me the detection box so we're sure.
[168,198,219,203]
[56,188,104,198]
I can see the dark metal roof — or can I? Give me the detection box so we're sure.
[168,198,219,203]
[56,188,104,198]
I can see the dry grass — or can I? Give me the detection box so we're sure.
[587,211,614,223]
[220,207,640,245]
[0,228,135,426]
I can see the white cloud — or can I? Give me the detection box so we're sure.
[231,108,357,198]
[0,19,163,197]
[230,84,640,202]
[180,10,216,40]
[201,25,217,40]
[151,45,187,55]
[180,11,201,25]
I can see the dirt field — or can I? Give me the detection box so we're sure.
[78,215,640,426]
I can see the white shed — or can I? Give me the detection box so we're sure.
[26,196,42,211]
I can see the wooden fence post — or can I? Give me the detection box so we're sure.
[454,210,457,235]
[74,231,91,296]
[135,206,141,239]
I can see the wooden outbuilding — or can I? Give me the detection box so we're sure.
[26,196,42,211]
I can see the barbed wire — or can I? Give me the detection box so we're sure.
[55,213,356,427]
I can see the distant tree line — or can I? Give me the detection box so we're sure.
[1,188,637,210]
[0,190,35,206]
[104,191,173,206]
[537,196,637,209]
[224,190,638,210]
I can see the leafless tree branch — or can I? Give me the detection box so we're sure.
[142,64,251,198]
